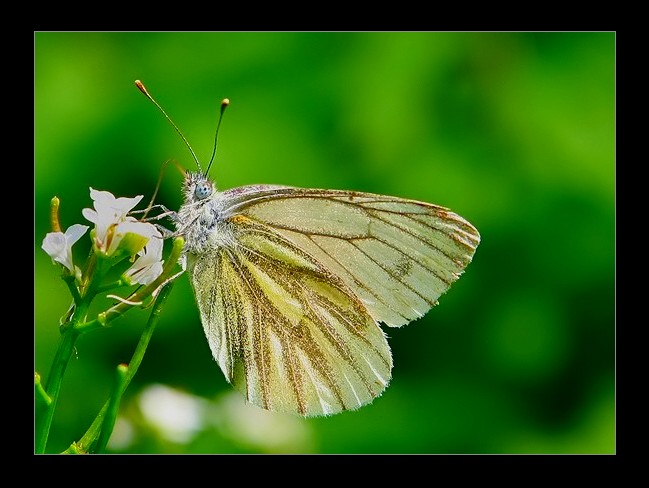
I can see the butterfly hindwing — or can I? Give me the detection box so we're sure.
[188,214,392,416]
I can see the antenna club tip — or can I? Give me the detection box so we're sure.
[220,98,230,115]
[134,80,149,96]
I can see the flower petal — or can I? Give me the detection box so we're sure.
[41,224,88,272]
[84,188,145,254]
[108,220,159,255]
[66,223,90,245]
[124,228,164,285]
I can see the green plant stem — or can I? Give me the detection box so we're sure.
[36,254,113,453]
[35,327,80,453]
[63,274,82,304]
[68,281,174,453]
[95,364,129,453]
[36,254,114,453]
[34,373,51,407]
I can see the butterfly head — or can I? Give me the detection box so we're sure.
[183,171,215,205]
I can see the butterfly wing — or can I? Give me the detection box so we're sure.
[188,185,479,416]
[187,208,392,416]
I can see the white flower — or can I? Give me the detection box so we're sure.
[42,224,89,272]
[82,188,157,256]
[81,187,165,284]
[124,228,165,285]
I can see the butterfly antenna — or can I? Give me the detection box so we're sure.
[205,98,230,176]
[135,80,203,173]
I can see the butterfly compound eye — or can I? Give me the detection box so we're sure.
[194,181,213,200]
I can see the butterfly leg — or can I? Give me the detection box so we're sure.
[152,223,179,239]
[132,204,179,222]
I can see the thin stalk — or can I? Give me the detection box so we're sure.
[35,327,80,453]
[94,364,129,453]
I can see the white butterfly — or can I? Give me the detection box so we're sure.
[137,81,480,417]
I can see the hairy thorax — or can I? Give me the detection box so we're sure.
[176,193,235,255]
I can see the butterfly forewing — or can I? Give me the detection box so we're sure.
[223,187,480,327]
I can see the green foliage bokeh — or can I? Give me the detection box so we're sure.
[35,32,615,454]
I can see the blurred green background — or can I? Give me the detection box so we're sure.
[34,32,615,454]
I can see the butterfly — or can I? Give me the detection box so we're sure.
[136,81,480,417]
